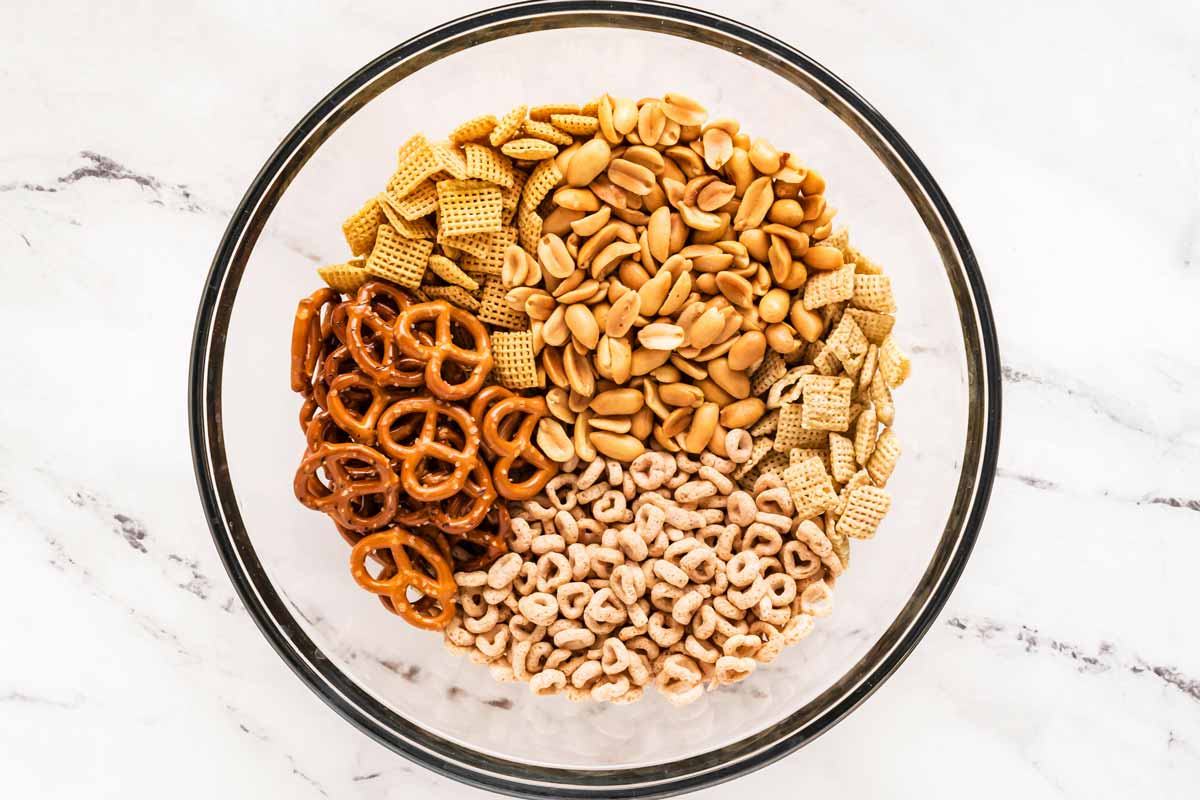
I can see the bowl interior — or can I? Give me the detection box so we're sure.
[209,13,982,782]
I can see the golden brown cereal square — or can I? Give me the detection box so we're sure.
[517,203,543,254]
[427,254,479,291]
[854,404,878,465]
[774,402,830,450]
[748,409,780,437]
[431,141,470,180]
[523,119,575,146]
[877,334,910,388]
[450,114,498,145]
[866,428,900,486]
[550,113,600,135]
[388,180,439,220]
[783,457,838,521]
[846,244,884,275]
[478,279,530,330]
[752,449,790,481]
[422,284,481,312]
[365,225,433,289]
[317,260,369,294]
[852,274,897,313]
[803,263,856,310]
[811,343,841,376]
[870,368,895,426]
[789,447,831,474]
[501,137,558,161]
[386,134,442,199]
[732,436,774,482]
[341,197,385,256]
[521,159,563,212]
[820,226,850,253]
[843,308,895,345]
[489,105,528,147]
[529,103,581,122]
[451,227,518,275]
[826,509,849,570]
[463,143,515,188]
[801,375,854,432]
[492,330,541,389]
[828,432,857,484]
[377,193,436,238]
[826,314,869,377]
[435,179,503,236]
[502,168,528,220]
[750,350,788,397]
[837,484,892,540]
[833,468,872,516]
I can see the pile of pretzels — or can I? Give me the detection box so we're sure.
[290,281,559,629]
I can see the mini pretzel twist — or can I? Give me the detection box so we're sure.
[290,287,339,394]
[481,395,560,500]
[293,442,400,532]
[349,528,456,630]
[394,300,493,400]
[376,396,481,502]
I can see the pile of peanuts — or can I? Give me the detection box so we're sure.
[442,442,837,705]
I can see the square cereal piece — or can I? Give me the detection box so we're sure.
[550,113,599,136]
[803,263,856,310]
[846,244,884,275]
[492,330,540,389]
[851,274,897,313]
[436,179,503,236]
[377,193,435,239]
[463,143,515,188]
[529,103,581,122]
[765,365,813,409]
[365,225,433,289]
[811,343,841,376]
[522,159,563,211]
[870,369,895,426]
[820,301,846,331]
[775,402,831,451]
[854,404,878,465]
[826,510,849,571]
[783,457,838,521]
[750,350,788,397]
[752,449,791,481]
[500,138,559,161]
[749,409,780,438]
[877,334,911,388]
[387,134,442,199]
[789,447,830,475]
[858,343,878,394]
[843,308,895,345]
[828,432,857,484]
[522,119,575,146]
[820,226,850,253]
[423,284,480,312]
[489,105,528,147]
[431,141,470,180]
[427,254,479,291]
[388,180,439,220]
[827,315,868,378]
[866,428,900,486]
[450,114,498,145]
[836,485,892,540]
[517,203,543,253]
[438,225,513,259]
[733,437,774,482]
[341,197,385,256]
[833,468,872,516]
[317,260,369,294]
[801,375,854,432]
[501,169,527,221]
[478,279,529,330]
[455,227,518,275]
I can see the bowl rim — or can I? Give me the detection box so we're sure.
[188,1,1002,796]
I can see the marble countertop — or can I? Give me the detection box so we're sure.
[3,1,1197,797]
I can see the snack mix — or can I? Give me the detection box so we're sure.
[291,93,910,705]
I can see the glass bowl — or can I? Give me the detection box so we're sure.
[188,1,1001,796]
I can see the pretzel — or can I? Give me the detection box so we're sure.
[324,371,396,445]
[349,528,457,630]
[290,287,339,393]
[481,395,559,500]
[393,301,493,400]
[294,443,400,532]
[445,501,510,571]
[375,396,480,502]
[430,459,497,535]
[345,299,426,388]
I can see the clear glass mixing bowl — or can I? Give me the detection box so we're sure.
[189,2,1001,796]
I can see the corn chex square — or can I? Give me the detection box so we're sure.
[422,284,480,312]
[774,403,831,451]
[364,225,433,289]
[826,314,869,378]
[803,263,856,310]
[478,279,529,330]
[317,260,369,294]
[387,134,442,199]
[843,308,895,345]
[783,457,838,521]
[387,180,439,220]
[836,484,892,540]
[449,114,498,145]
[341,197,385,256]
[852,274,897,313]
[801,375,854,432]
[750,350,788,397]
[866,428,901,486]
[491,330,540,389]
[436,179,503,236]
[463,143,515,188]
[377,193,436,239]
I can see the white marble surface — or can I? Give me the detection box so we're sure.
[2,1,1197,797]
